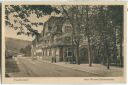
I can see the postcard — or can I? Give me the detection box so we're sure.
[2,1,127,84]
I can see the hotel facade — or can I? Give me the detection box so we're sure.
[31,16,89,64]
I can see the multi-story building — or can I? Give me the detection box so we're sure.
[31,16,89,64]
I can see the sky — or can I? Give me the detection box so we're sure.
[5,26,35,41]
[5,9,62,41]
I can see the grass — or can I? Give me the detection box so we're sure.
[5,58,20,73]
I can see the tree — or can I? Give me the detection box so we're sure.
[5,5,60,38]
[107,6,123,67]
[20,45,31,56]
[94,6,123,68]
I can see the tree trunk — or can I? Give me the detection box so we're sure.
[107,56,110,69]
[71,32,75,64]
[85,6,92,67]
[105,40,110,69]
[101,7,110,69]
[106,44,110,69]
[113,27,117,66]
[102,44,106,65]
[76,45,80,65]
[87,37,92,67]
[107,54,110,69]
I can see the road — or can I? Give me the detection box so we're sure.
[12,57,99,77]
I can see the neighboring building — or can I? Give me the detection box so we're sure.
[31,16,89,64]
[5,50,19,59]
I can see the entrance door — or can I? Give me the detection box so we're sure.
[80,47,88,63]
[63,47,72,62]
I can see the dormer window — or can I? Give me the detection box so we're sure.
[65,26,71,33]
[62,25,72,33]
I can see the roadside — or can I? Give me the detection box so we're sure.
[5,57,123,77]
[6,57,34,77]
[5,58,20,77]
[37,58,123,77]
[6,57,99,77]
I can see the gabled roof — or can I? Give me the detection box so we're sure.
[43,16,66,32]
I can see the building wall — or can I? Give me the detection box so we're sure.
[31,17,89,63]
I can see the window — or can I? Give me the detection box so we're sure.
[64,48,72,57]
[65,26,72,33]
[68,52,72,56]
[65,37,71,43]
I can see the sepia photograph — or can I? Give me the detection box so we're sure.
[4,4,125,78]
